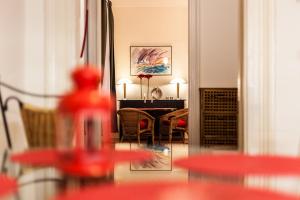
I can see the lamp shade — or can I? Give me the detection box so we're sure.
[170,78,186,84]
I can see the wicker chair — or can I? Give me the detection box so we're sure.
[117,108,155,144]
[159,108,188,143]
[20,104,56,148]
[0,82,61,184]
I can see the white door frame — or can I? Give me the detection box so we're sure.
[85,0,276,154]
[188,0,245,152]
[188,0,201,152]
[188,0,275,153]
[242,0,275,154]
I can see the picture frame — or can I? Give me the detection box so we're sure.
[130,46,172,76]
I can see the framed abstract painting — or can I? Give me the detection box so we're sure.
[130,46,172,76]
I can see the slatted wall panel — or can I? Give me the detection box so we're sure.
[200,88,238,148]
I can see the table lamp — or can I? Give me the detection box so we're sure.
[117,78,132,100]
[170,78,186,99]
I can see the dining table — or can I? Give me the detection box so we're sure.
[54,180,298,200]
[2,149,300,199]
[174,153,300,177]
[0,148,61,200]
[0,147,153,200]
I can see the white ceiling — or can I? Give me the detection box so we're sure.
[111,0,188,7]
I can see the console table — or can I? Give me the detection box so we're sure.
[119,100,185,109]
[118,100,185,142]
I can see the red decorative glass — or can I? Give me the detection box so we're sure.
[11,65,153,177]
[56,66,112,151]
[55,65,114,176]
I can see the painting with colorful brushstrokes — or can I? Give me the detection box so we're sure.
[130,46,172,76]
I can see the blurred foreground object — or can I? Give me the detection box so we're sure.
[175,153,300,177]
[0,174,17,197]
[11,148,152,177]
[56,65,112,151]
[54,181,298,200]
[55,66,114,176]
[11,65,153,178]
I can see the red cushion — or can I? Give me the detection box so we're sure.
[140,119,148,129]
[177,119,187,128]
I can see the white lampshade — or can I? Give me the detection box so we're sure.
[170,78,186,84]
[117,78,133,85]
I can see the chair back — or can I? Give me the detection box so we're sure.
[160,108,188,120]
[117,108,153,135]
[20,104,56,148]
[172,108,188,116]
[0,81,59,150]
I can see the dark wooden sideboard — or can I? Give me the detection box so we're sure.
[119,100,185,109]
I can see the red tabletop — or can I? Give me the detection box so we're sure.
[54,181,298,200]
[11,149,153,177]
[174,153,300,177]
[0,174,17,197]
[11,149,58,167]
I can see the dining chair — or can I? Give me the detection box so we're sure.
[159,108,188,143]
[20,104,56,148]
[0,81,62,185]
[117,108,155,144]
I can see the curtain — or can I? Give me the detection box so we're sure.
[102,0,117,133]
[101,0,107,74]
[107,1,116,95]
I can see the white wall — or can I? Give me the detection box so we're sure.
[200,0,241,88]
[23,0,46,101]
[0,0,26,150]
[273,0,300,157]
[0,0,25,87]
[0,0,82,151]
[44,0,82,97]
[113,6,188,101]
[244,0,300,194]
[245,0,300,158]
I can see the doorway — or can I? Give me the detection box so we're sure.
[188,0,244,152]
[107,0,190,182]
[90,0,243,181]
